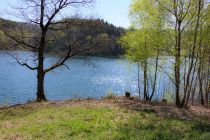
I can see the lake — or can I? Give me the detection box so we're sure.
[0,51,173,105]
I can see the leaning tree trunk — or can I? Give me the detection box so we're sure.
[182,0,202,107]
[149,52,159,101]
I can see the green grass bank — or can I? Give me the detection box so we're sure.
[0,99,210,140]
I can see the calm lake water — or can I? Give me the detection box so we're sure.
[0,51,173,105]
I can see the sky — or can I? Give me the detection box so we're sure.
[0,0,131,28]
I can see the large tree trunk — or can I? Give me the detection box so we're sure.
[36,30,47,102]
[36,69,47,102]
[36,51,47,101]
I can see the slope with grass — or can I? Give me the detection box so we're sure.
[0,99,210,140]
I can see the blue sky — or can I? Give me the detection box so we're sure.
[94,0,131,28]
[0,0,131,28]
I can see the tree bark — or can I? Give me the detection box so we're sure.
[205,92,209,107]
[185,63,197,107]
[36,19,47,102]
[191,80,197,106]
[36,44,47,102]
[182,0,202,107]
[149,52,159,101]
[205,60,210,107]
[143,61,149,100]
[173,0,181,107]
[175,23,181,107]
[198,65,205,105]
[137,62,141,100]
[36,69,47,101]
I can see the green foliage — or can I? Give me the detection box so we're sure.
[119,0,169,64]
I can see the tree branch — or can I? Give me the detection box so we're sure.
[7,52,38,70]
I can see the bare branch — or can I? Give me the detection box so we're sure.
[1,28,38,50]
[6,52,38,70]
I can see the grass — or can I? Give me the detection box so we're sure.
[0,102,210,140]
[103,91,117,100]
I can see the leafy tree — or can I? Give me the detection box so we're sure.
[122,0,210,107]
[120,0,167,101]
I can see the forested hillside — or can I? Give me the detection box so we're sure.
[0,18,125,56]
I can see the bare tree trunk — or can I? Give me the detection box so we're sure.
[183,57,187,92]
[37,69,47,101]
[191,79,197,106]
[149,52,159,101]
[205,92,209,107]
[173,0,181,107]
[36,35,47,101]
[182,0,202,107]
[175,24,181,107]
[198,64,205,105]
[36,24,47,101]
[199,81,205,105]
[137,62,141,100]
[205,60,210,107]
[144,61,148,100]
[185,62,197,106]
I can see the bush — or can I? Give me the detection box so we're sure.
[103,91,117,99]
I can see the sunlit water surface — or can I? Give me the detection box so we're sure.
[0,51,173,105]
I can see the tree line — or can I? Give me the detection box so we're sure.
[119,0,210,108]
[0,18,125,56]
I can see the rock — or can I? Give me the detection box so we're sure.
[161,99,167,103]
[125,92,131,98]
[129,97,135,100]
